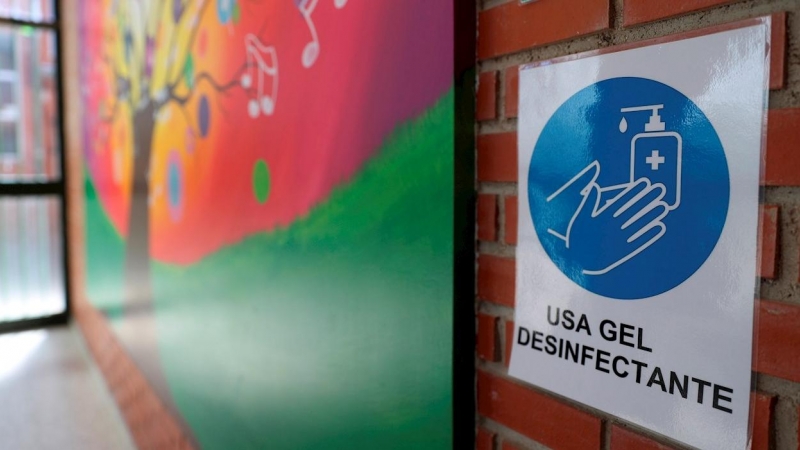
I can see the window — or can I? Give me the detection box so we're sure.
[0,26,58,181]
[0,0,54,23]
[0,0,66,327]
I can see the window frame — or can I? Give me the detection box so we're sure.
[0,0,70,332]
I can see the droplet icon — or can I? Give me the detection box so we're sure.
[619,117,628,133]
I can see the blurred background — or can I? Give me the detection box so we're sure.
[0,0,465,449]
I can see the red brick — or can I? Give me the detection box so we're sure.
[752,393,775,450]
[765,109,800,186]
[478,0,610,59]
[477,371,602,450]
[505,66,519,118]
[478,313,499,362]
[476,427,494,450]
[505,320,514,367]
[610,426,675,450]
[756,299,800,382]
[478,133,517,183]
[623,0,737,27]
[478,254,516,307]
[759,205,779,279]
[770,13,786,90]
[478,71,498,121]
[502,443,522,450]
[505,196,518,245]
[74,300,197,450]
[478,194,498,242]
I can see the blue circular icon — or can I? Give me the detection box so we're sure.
[528,77,729,299]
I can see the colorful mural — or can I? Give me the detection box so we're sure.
[80,0,454,448]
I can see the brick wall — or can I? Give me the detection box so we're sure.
[73,297,194,449]
[475,1,800,449]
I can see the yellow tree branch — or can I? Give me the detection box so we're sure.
[163,0,211,93]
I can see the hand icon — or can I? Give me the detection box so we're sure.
[544,161,601,244]
[546,162,670,276]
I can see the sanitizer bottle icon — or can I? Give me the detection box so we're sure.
[530,77,728,298]
[543,101,688,277]
[620,104,682,210]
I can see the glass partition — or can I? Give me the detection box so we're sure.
[0,196,64,321]
[0,0,65,328]
[0,26,59,182]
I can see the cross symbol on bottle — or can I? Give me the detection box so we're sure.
[646,150,665,170]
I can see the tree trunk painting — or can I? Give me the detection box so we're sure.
[124,103,156,307]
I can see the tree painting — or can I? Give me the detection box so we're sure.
[85,0,283,303]
[83,0,451,295]
[81,0,454,446]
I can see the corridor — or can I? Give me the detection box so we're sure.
[0,325,134,449]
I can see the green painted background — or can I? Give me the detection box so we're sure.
[85,91,454,448]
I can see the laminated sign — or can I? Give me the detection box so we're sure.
[511,20,769,450]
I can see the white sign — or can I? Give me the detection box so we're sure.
[511,22,769,450]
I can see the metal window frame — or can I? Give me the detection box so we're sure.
[0,5,70,333]
[452,0,476,448]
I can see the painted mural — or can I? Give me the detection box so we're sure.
[79,0,454,448]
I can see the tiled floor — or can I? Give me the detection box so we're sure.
[0,324,135,450]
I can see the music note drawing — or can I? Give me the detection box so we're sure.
[295,0,348,68]
[295,0,319,68]
[241,34,279,118]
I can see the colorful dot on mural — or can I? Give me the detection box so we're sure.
[168,151,183,221]
[252,159,270,204]
[184,54,195,88]
[145,37,155,77]
[183,53,194,89]
[216,0,235,24]
[112,148,124,186]
[172,0,184,22]
[198,29,208,57]
[232,3,241,23]
[198,96,210,137]
[186,127,196,153]
[124,31,133,61]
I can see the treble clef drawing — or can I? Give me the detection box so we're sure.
[240,34,279,118]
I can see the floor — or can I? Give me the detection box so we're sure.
[0,324,135,450]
